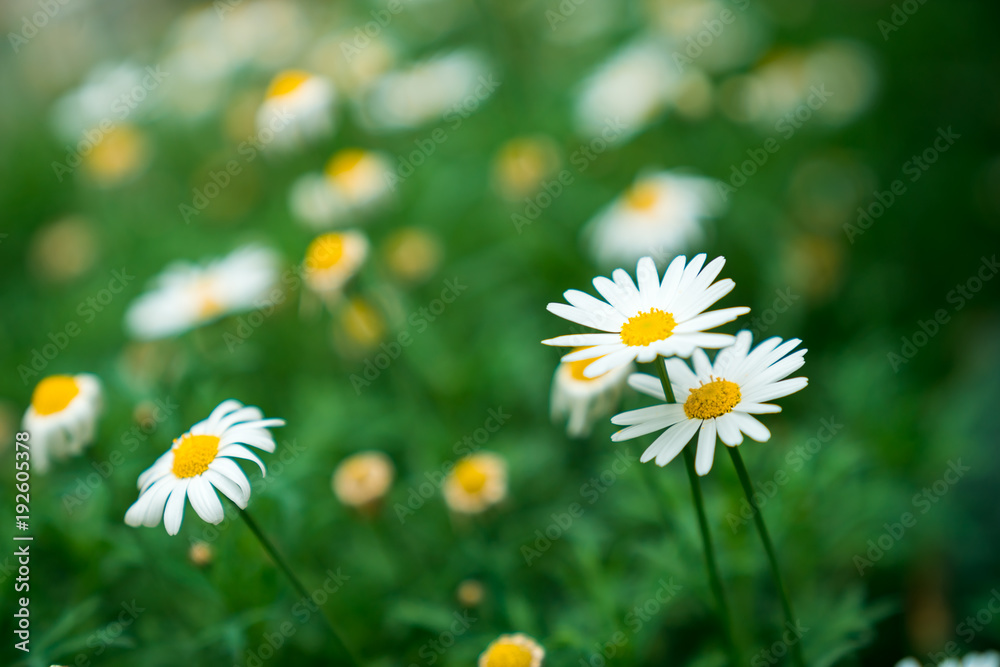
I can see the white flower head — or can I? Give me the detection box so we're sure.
[126,245,279,340]
[289,149,394,228]
[444,452,507,514]
[125,399,284,535]
[363,50,493,130]
[612,331,808,475]
[551,352,632,438]
[333,450,395,509]
[575,40,681,143]
[478,633,545,667]
[302,231,369,295]
[256,70,336,150]
[543,254,749,378]
[586,171,723,267]
[22,374,102,474]
[897,653,999,667]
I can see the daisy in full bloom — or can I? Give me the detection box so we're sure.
[444,452,507,514]
[333,450,395,511]
[575,40,681,144]
[256,69,336,150]
[896,654,999,667]
[125,399,284,535]
[125,245,279,340]
[543,254,749,378]
[289,148,394,228]
[22,374,102,473]
[478,633,545,667]
[302,231,368,296]
[585,171,722,267]
[611,331,807,475]
[551,351,632,438]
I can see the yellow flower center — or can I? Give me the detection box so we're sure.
[454,459,488,494]
[344,457,375,484]
[31,375,80,416]
[483,643,533,667]
[326,148,367,180]
[624,182,661,211]
[619,309,677,347]
[566,348,606,381]
[266,70,311,99]
[171,434,220,478]
[305,233,346,271]
[192,279,223,318]
[683,379,742,420]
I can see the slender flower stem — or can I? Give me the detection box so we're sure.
[727,447,806,667]
[654,358,740,666]
[238,508,363,667]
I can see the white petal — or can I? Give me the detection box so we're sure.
[635,257,660,308]
[654,419,700,466]
[627,373,665,400]
[611,403,685,426]
[691,348,713,379]
[593,275,637,313]
[220,428,278,453]
[742,377,808,403]
[542,333,623,347]
[695,420,717,475]
[164,480,191,535]
[188,477,225,524]
[582,347,639,378]
[205,469,248,508]
[657,254,687,303]
[733,412,771,442]
[674,306,752,334]
[715,414,744,445]
[210,457,252,498]
[547,302,621,333]
[218,444,267,476]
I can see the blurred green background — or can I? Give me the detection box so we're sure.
[1,0,999,665]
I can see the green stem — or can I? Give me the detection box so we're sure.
[238,508,363,667]
[727,447,806,667]
[654,358,740,667]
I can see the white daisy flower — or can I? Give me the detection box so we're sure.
[22,374,102,474]
[289,148,394,228]
[551,350,632,438]
[256,70,336,150]
[478,633,545,667]
[542,254,749,378]
[124,399,284,535]
[302,231,369,296]
[126,245,279,340]
[333,450,395,510]
[363,50,493,130]
[612,331,808,475]
[443,452,507,514]
[575,40,681,144]
[586,171,722,267]
[897,654,999,667]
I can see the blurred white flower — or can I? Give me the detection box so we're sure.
[612,331,807,475]
[585,171,722,267]
[363,50,494,130]
[575,40,681,143]
[333,450,395,510]
[50,62,149,141]
[551,351,632,438]
[478,633,545,667]
[290,148,394,228]
[125,245,279,340]
[543,255,749,377]
[256,70,336,150]
[444,452,507,514]
[125,399,284,535]
[897,653,999,667]
[302,231,369,296]
[22,374,102,474]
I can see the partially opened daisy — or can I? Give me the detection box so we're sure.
[256,69,336,150]
[444,452,507,514]
[550,350,632,438]
[22,374,102,473]
[289,148,393,228]
[302,231,368,296]
[478,633,545,667]
[125,399,284,535]
[612,331,808,475]
[543,254,749,378]
[125,245,279,340]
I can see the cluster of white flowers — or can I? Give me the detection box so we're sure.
[544,254,808,476]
